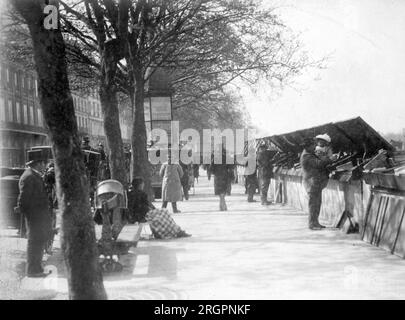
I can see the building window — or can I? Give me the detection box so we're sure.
[14,72,18,87]
[37,108,43,126]
[23,104,28,124]
[16,102,21,123]
[29,105,34,125]
[0,98,5,121]
[8,99,13,122]
[6,68,9,83]
[35,79,38,97]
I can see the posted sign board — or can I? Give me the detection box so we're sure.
[150,97,172,120]
[144,95,172,144]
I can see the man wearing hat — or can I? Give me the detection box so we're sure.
[81,136,92,151]
[257,143,274,205]
[300,136,336,230]
[315,134,334,160]
[18,150,52,277]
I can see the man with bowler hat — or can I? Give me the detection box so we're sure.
[18,149,52,277]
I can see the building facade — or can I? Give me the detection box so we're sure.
[0,60,132,168]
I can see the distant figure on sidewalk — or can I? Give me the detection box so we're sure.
[245,167,258,202]
[160,152,184,213]
[210,148,235,211]
[193,164,200,184]
[226,164,235,196]
[300,137,336,230]
[17,150,52,278]
[204,164,212,181]
[180,160,191,200]
[127,177,191,239]
[257,143,274,205]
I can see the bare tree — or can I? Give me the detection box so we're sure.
[33,0,316,201]
[59,0,130,186]
[124,0,314,196]
[10,0,106,300]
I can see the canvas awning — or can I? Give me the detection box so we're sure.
[259,117,393,156]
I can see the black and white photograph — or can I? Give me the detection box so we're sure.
[0,0,405,303]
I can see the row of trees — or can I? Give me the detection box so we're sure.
[5,0,315,299]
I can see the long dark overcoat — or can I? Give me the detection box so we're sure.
[18,168,52,241]
[211,164,235,195]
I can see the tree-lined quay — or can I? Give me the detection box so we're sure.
[1,0,403,301]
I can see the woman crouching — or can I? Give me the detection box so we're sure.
[127,177,191,239]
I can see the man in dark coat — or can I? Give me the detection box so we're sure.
[179,161,191,200]
[257,144,274,205]
[300,138,335,230]
[210,149,235,211]
[245,165,258,202]
[18,150,52,277]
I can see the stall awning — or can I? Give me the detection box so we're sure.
[260,117,393,156]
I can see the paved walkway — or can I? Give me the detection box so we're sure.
[2,174,405,299]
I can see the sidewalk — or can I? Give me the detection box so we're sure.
[2,175,405,299]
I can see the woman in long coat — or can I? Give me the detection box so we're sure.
[160,158,184,213]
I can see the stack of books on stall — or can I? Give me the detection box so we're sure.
[362,150,405,191]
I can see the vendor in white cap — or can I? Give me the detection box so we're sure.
[315,134,334,160]
[300,137,337,230]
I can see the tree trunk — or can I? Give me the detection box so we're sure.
[98,38,128,187]
[99,85,127,186]
[131,69,153,199]
[13,0,106,300]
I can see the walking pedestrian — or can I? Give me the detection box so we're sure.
[257,144,274,205]
[193,164,200,184]
[300,137,336,230]
[204,164,212,181]
[17,150,52,277]
[210,148,235,211]
[160,152,184,213]
[245,167,258,202]
[180,160,191,200]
